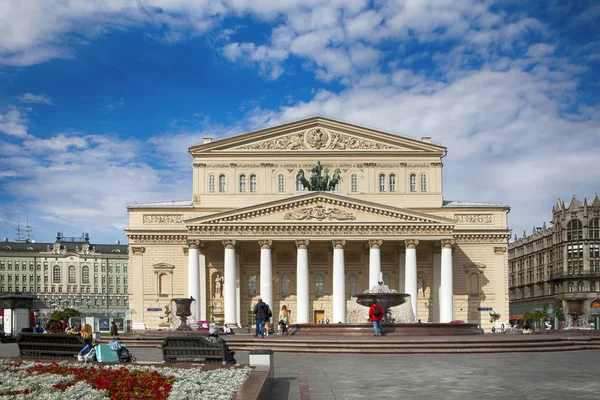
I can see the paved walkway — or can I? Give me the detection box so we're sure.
[2,343,600,399]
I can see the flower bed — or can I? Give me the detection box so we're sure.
[0,360,251,399]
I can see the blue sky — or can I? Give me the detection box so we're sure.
[0,0,599,245]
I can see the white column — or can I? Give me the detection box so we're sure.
[187,242,201,320]
[223,240,237,325]
[332,240,346,323]
[369,240,383,290]
[404,240,418,320]
[440,239,454,323]
[296,240,310,324]
[199,245,207,321]
[235,250,241,327]
[259,240,273,309]
[432,251,441,323]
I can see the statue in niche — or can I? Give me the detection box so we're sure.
[418,275,424,297]
[215,274,223,298]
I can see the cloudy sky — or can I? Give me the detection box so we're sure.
[0,0,598,245]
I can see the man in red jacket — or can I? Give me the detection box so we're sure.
[369,301,385,336]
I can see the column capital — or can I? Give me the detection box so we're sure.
[131,246,145,255]
[258,240,273,249]
[332,240,346,249]
[187,240,201,249]
[368,239,383,249]
[222,239,236,249]
[295,239,310,249]
[405,239,419,249]
[441,239,455,249]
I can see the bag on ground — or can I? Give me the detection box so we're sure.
[119,346,136,363]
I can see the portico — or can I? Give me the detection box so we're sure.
[126,116,510,330]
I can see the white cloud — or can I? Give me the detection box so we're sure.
[526,43,556,58]
[16,93,53,105]
[0,108,28,137]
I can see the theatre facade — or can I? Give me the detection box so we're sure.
[125,117,510,330]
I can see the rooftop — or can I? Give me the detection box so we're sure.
[128,200,193,209]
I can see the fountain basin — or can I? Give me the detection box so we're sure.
[354,293,411,309]
[290,322,482,336]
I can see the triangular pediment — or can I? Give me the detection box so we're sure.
[189,117,445,154]
[186,192,454,226]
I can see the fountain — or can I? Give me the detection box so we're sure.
[353,281,413,324]
[172,297,195,331]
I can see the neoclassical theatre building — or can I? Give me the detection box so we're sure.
[126,117,510,330]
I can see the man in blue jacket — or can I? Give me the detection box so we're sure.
[253,298,268,338]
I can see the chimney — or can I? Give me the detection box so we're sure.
[421,136,431,143]
[203,137,213,144]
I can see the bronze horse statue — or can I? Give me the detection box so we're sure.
[296,169,311,191]
[328,168,343,191]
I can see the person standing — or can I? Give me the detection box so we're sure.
[369,301,385,336]
[279,305,290,336]
[253,298,268,338]
[110,321,119,337]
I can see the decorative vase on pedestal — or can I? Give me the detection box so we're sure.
[172,297,195,331]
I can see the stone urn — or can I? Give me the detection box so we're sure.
[172,297,195,331]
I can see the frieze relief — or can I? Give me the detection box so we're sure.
[190,224,453,236]
[455,214,493,224]
[128,235,187,245]
[284,206,356,221]
[143,214,184,224]
[236,128,398,151]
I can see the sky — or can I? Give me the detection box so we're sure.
[0,0,599,245]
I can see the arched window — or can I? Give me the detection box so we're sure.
[315,275,324,295]
[379,174,386,192]
[409,174,416,192]
[590,218,600,240]
[296,177,303,191]
[383,274,391,287]
[591,281,597,292]
[389,174,396,192]
[68,266,76,283]
[278,174,285,192]
[239,174,247,192]
[53,266,61,283]
[248,275,257,295]
[578,281,585,292]
[208,174,215,193]
[82,266,90,284]
[469,273,480,295]
[420,173,427,192]
[158,273,171,295]
[218,174,226,192]
[567,219,583,241]
[348,274,357,295]
[568,282,574,292]
[250,174,257,192]
[281,274,290,296]
[351,174,358,192]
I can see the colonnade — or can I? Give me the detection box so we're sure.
[187,238,455,325]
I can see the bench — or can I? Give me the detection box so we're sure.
[17,333,86,359]
[162,335,234,364]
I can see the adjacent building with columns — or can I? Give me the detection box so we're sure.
[125,117,510,330]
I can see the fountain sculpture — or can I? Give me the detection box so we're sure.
[352,281,413,323]
[172,297,195,331]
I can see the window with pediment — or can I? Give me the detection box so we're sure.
[248,275,257,295]
[250,174,257,192]
[420,173,427,192]
[208,174,215,193]
[278,174,285,192]
[389,174,396,192]
[409,174,416,192]
[281,274,290,296]
[82,266,89,284]
[351,174,358,192]
[315,275,324,295]
[239,174,247,192]
[218,174,226,192]
[379,174,385,192]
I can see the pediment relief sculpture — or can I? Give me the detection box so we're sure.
[153,262,176,270]
[284,205,356,221]
[235,128,399,151]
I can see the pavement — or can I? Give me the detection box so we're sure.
[2,343,600,400]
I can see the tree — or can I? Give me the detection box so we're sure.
[51,308,81,322]
[489,311,501,324]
